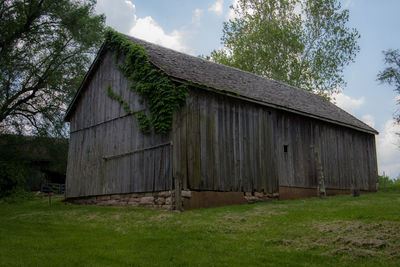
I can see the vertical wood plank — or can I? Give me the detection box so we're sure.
[187,91,200,189]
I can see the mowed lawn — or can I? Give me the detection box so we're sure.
[0,186,399,266]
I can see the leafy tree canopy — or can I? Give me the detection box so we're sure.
[0,0,104,137]
[210,0,360,95]
[377,49,400,136]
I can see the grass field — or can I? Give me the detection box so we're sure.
[0,186,399,266]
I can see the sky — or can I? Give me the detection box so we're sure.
[95,0,400,178]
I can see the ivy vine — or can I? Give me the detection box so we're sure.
[104,29,188,134]
[106,85,151,134]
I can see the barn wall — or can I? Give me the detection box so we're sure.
[66,51,172,198]
[173,87,377,195]
[275,110,378,191]
[172,88,279,194]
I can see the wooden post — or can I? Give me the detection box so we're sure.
[312,146,326,199]
[174,176,182,211]
[171,138,183,211]
[352,188,360,197]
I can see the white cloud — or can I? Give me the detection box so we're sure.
[293,3,302,16]
[192,8,203,25]
[96,0,190,54]
[376,119,400,178]
[343,0,355,8]
[332,92,365,115]
[130,17,190,53]
[362,114,375,128]
[226,0,240,21]
[96,0,136,34]
[225,0,257,21]
[395,95,400,103]
[209,0,224,15]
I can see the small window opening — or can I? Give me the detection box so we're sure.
[284,145,288,153]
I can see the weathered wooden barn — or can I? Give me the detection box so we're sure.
[64,34,378,210]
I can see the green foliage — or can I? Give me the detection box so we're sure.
[106,85,151,134]
[0,134,68,191]
[211,0,360,95]
[0,0,105,137]
[378,174,391,186]
[104,29,188,134]
[0,134,68,176]
[0,188,35,204]
[0,161,26,198]
[136,111,152,134]
[378,174,400,188]
[377,49,400,127]
[106,85,132,115]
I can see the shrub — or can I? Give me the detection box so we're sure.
[378,175,392,186]
[0,188,35,204]
[0,162,26,198]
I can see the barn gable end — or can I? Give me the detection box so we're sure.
[65,33,378,210]
[66,50,172,199]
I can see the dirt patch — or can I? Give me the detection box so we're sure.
[77,212,123,222]
[8,211,49,220]
[76,213,105,222]
[84,214,99,221]
[150,213,174,222]
[264,238,293,246]
[114,226,126,234]
[243,205,288,218]
[213,209,285,234]
[222,213,244,221]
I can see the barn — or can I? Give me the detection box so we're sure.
[64,31,378,210]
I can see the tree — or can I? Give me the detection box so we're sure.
[0,0,104,137]
[210,0,360,95]
[377,49,400,126]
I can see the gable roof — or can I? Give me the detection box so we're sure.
[65,35,378,135]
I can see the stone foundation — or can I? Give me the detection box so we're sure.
[67,187,376,210]
[67,190,279,210]
[67,191,174,210]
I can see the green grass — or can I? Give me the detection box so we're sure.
[1,186,399,267]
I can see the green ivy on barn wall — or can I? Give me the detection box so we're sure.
[105,29,188,134]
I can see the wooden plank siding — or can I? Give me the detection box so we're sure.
[172,89,279,193]
[273,110,377,191]
[66,51,172,198]
[172,88,377,193]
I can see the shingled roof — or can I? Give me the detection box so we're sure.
[66,35,378,135]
